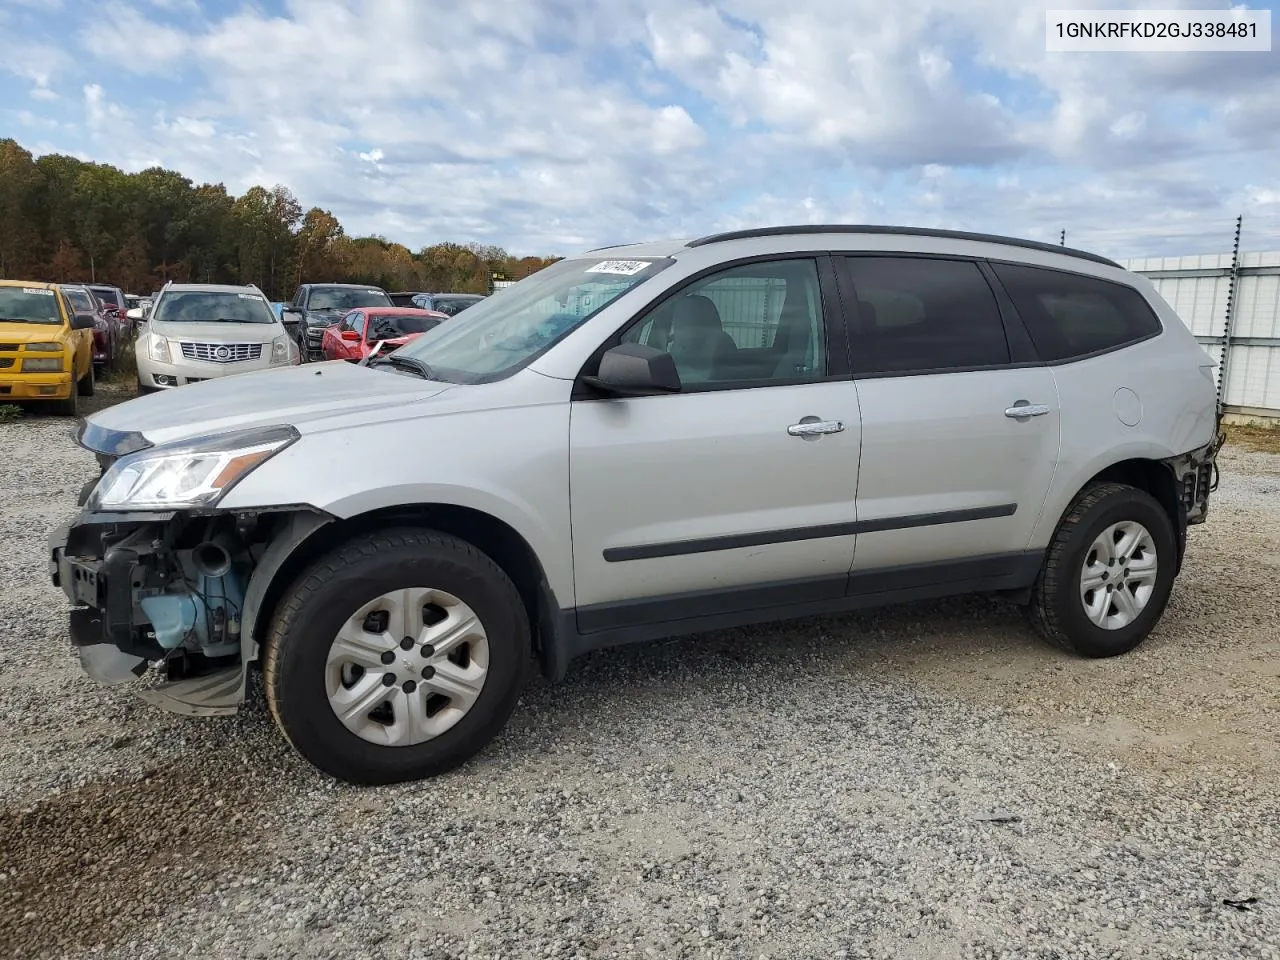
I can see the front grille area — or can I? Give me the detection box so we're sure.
[179,341,263,363]
[0,344,17,352]
[0,357,12,369]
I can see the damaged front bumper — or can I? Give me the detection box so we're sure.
[49,504,333,717]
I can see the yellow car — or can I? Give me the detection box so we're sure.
[0,279,96,416]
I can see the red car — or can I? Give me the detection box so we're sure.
[321,307,448,362]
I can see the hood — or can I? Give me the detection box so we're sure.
[83,360,450,449]
[0,321,69,343]
[147,321,284,343]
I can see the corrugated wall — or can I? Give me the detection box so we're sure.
[1120,250,1280,415]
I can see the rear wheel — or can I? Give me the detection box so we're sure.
[264,528,530,785]
[1028,482,1176,657]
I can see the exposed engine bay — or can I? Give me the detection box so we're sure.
[50,503,332,715]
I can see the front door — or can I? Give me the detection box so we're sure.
[835,254,1061,575]
[569,256,862,631]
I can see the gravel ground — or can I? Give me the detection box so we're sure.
[1,397,1278,960]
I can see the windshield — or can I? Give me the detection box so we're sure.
[368,313,442,340]
[429,296,484,316]
[309,287,392,311]
[88,287,122,308]
[394,256,671,383]
[0,287,63,325]
[61,288,95,312]
[152,291,278,324]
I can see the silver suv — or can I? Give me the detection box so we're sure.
[129,282,296,390]
[49,225,1223,784]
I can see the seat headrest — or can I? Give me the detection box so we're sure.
[672,295,723,333]
[856,299,878,327]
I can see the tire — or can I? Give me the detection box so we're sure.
[53,379,79,417]
[1027,482,1177,658]
[264,527,531,785]
[77,363,95,397]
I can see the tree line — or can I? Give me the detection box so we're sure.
[0,138,561,300]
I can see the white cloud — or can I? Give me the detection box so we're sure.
[5,0,1271,258]
[82,2,191,73]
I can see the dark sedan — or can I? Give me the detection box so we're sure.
[60,285,117,370]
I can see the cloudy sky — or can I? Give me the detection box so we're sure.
[2,0,1277,259]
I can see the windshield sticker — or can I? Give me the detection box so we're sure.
[584,260,650,276]
[367,290,382,296]
[237,294,262,300]
[23,288,54,296]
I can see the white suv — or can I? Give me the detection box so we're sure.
[50,225,1222,785]
[130,282,297,390]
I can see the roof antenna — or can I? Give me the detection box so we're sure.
[1060,229,1066,246]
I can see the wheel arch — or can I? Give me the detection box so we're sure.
[1050,456,1186,573]
[245,503,563,679]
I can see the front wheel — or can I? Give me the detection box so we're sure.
[264,528,531,785]
[1027,482,1177,658]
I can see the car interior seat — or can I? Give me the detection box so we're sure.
[666,294,737,382]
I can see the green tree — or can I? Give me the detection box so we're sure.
[0,139,45,278]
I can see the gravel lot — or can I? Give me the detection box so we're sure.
[1,395,1278,960]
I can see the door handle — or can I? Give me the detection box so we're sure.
[1004,401,1051,420]
[788,419,845,437]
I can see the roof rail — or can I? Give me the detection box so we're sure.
[685,224,1122,269]
[584,241,644,253]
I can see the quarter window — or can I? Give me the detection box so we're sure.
[989,263,1163,361]
[619,258,828,388]
[841,257,1010,374]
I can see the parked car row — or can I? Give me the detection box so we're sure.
[281,283,482,361]
[0,276,483,402]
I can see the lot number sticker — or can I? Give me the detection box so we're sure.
[23,288,54,296]
[585,260,650,276]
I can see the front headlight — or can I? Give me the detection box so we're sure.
[90,425,300,511]
[22,357,64,372]
[270,335,290,365]
[26,342,61,352]
[149,335,171,363]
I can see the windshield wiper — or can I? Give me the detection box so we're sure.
[369,353,435,380]
[0,317,48,324]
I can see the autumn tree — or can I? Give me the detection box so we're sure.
[0,136,561,294]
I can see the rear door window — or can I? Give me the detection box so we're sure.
[840,257,1011,374]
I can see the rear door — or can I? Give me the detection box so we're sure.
[568,255,862,626]
[835,255,1061,579]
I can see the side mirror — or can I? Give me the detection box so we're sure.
[282,304,301,315]
[581,343,682,397]
[70,313,96,330]
[340,329,360,342]
[125,307,145,321]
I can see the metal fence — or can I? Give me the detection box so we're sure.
[1121,245,1280,417]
